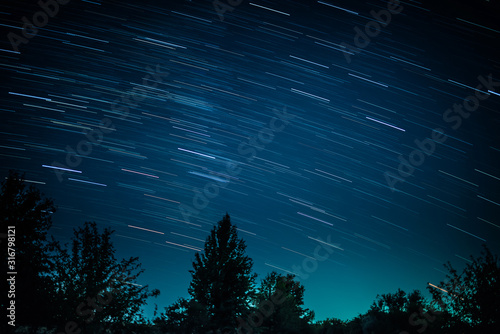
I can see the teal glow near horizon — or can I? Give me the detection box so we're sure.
[2,0,499,325]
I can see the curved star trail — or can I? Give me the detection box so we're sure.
[1,0,499,321]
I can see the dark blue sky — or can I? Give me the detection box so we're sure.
[1,0,499,322]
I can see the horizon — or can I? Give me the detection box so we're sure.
[2,0,500,328]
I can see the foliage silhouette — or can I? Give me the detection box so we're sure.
[252,271,314,333]
[188,213,257,332]
[427,244,500,333]
[364,288,436,333]
[1,170,159,333]
[50,221,160,332]
[3,170,499,333]
[313,317,346,334]
[1,171,57,327]
[155,297,210,333]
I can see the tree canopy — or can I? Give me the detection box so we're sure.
[427,244,500,333]
[1,170,56,326]
[50,221,160,332]
[188,213,257,332]
[1,171,159,332]
[3,170,499,333]
[252,271,314,333]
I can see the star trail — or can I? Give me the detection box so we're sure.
[1,0,499,322]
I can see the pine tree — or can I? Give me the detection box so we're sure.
[188,213,257,331]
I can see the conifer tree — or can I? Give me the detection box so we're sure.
[188,213,257,331]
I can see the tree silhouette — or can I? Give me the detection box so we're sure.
[50,221,160,332]
[253,271,314,333]
[364,288,442,334]
[155,297,209,333]
[427,244,500,333]
[188,213,257,332]
[313,317,346,334]
[1,170,57,327]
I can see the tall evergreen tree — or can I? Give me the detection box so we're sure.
[188,213,257,332]
[0,170,57,327]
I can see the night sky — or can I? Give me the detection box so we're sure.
[1,0,500,322]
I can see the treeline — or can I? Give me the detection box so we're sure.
[1,171,159,333]
[1,171,499,333]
